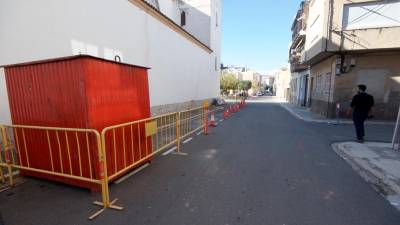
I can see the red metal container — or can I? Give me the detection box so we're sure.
[4,55,151,190]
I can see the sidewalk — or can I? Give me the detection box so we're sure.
[332,142,400,211]
[280,103,395,125]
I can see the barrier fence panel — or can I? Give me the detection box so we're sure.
[179,106,205,139]
[0,105,215,219]
[0,125,120,219]
[101,112,181,183]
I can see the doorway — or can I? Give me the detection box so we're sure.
[308,76,314,108]
[303,75,309,107]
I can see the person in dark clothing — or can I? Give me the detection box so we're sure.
[350,84,374,143]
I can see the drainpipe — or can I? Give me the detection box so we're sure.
[325,0,333,53]
[325,0,333,118]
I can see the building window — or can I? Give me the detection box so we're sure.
[215,57,218,71]
[343,1,400,30]
[216,12,219,27]
[180,11,186,26]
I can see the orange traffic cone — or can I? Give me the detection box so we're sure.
[223,109,229,119]
[209,112,217,127]
[233,104,239,113]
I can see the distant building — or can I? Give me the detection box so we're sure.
[289,0,310,107]
[289,0,400,120]
[274,68,291,99]
[221,66,249,80]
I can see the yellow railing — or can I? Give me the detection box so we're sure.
[179,106,205,139]
[101,111,180,182]
[0,125,122,219]
[0,102,237,220]
[100,106,208,182]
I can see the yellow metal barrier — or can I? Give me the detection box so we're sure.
[101,111,181,183]
[0,127,7,185]
[0,105,211,220]
[0,125,121,219]
[100,106,208,184]
[179,106,206,140]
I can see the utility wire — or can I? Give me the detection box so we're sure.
[345,4,387,27]
[345,3,400,28]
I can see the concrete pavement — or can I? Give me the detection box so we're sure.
[1,99,400,225]
[332,142,400,210]
[280,102,395,125]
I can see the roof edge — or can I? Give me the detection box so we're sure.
[1,55,151,69]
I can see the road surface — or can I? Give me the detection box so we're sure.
[1,98,399,225]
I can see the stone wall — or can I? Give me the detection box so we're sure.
[151,98,213,116]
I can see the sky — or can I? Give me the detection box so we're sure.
[221,0,300,73]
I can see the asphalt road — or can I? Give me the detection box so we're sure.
[1,100,400,225]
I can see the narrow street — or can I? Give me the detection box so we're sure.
[1,97,400,225]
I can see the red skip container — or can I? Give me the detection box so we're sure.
[4,55,151,190]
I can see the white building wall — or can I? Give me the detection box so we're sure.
[159,0,181,22]
[0,68,11,124]
[305,0,327,61]
[0,0,219,123]
[180,0,212,46]
[207,0,221,92]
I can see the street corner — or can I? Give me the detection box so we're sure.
[332,141,400,210]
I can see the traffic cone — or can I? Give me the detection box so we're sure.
[223,109,229,119]
[228,106,232,116]
[234,104,239,112]
[209,112,217,127]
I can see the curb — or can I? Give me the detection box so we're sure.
[280,103,395,125]
[332,142,400,211]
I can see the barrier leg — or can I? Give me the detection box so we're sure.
[204,106,209,135]
[0,127,5,184]
[173,112,187,156]
[1,126,13,186]
[0,167,4,184]
[90,134,123,220]
[5,150,13,187]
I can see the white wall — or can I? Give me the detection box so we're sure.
[305,0,327,61]
[0,68,11,124]
[0,0,219,122]
[159,0,180,23]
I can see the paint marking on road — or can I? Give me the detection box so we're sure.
[196,131,204,136]
[219,119,223,122]
[162,146,178,156]
[183,137,193,144]
[114,163,150,184]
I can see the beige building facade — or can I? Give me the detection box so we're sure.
[290,0,400,120]
[274,68,291,99]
